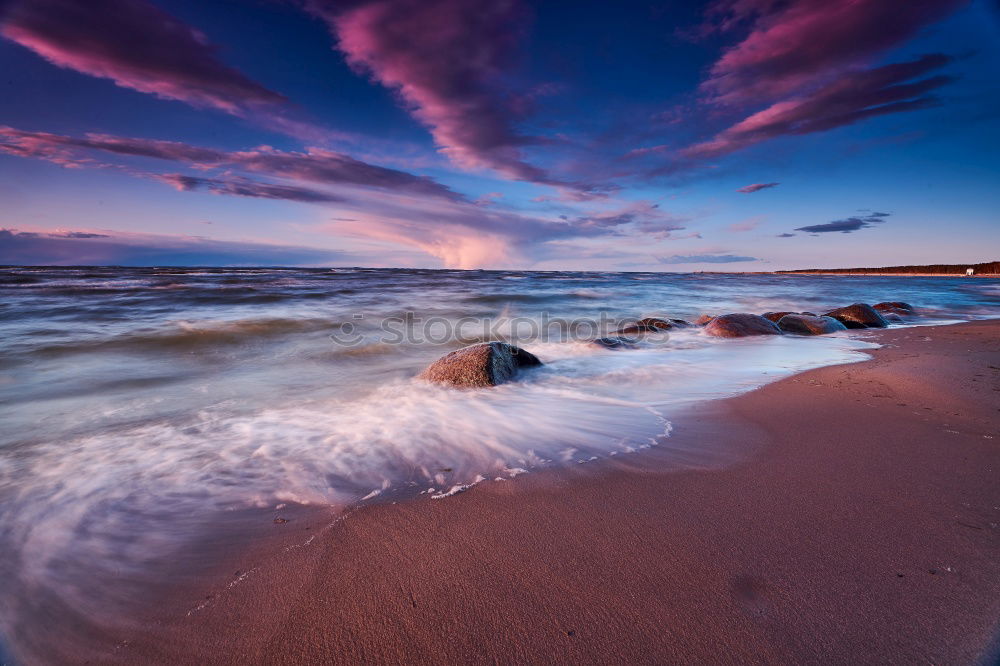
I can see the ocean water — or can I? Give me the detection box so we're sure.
[1,266,998,654]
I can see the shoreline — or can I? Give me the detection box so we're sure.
[17,320,1000,663]
[773,272,999,277]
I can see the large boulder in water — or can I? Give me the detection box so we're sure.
[823,303,889,328]
[777,314,847,335]
[590,336,639,350]
[704,313,782,338]
[873,301,914,315]
[420,342,542,388]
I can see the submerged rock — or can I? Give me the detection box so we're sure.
[704,313,782,338]
[873,301,915,315]
[761,311,795,323]
[615,317,673,335]
[777,314,847,335]
[590,336,640,350]
[823,303,889,328]
[694,314,716,326]
[419,342,542,388]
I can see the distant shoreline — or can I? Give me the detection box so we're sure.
[773,272,1000,277]
[772,260,999,276]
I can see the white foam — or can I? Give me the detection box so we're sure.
[0,325,879,628]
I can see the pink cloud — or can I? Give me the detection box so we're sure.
[685,55,954,158]
[0,126,688,269]
[305,0,555,184]
[726,216,764,233]
[1,0,286,114]
[736,182,779,193]
[0,126,460,200]
[562,201,687,240]
[656,0,967,162]
[701,0,967,106]
[319,192,688,269]
[155,174,347,203]
[624,144,671,159]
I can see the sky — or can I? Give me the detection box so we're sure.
[0,0,998,270]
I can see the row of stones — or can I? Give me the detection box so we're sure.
[420,302,915,387]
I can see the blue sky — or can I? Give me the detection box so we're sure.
[0,0,998,269]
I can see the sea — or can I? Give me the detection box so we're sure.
[1,266,998,659]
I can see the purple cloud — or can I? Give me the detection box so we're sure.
[669,0,966,160]
[0,228,362,266]
[0,126,461,200]
[306,0,556,184]
[686,55,954,158]
[60,231,111,238]
[700,0,967,106]
[794,212,891,234]
[0,0,285,114]
[563,201,687,238]
[0,128,691,269]
[657,254,759,264]
[736,182,779,193]
[156,174,347,203]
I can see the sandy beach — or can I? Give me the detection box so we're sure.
[67,318,995,665]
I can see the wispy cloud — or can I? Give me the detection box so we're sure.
[0,125,690,269]
[675,0,966,159]
[657,253,759,264]
[699,0,966,106]
[1,0,284,114]
[0,0,349,142]
[0,228,362,266]
[156,174,347,203]
[736,182,779,193]
[319,192,689,269]
[686,55,954,158]
[305,0,591,190]
[562,201,688,239]
[727,216,763,233]
[794,211,891,234]
[0,126,461,200]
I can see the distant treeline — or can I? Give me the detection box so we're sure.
[780,261,999,275]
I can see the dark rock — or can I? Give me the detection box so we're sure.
[704,313,783,338]
[420,342,542,388]
[694,314,716,326]
[668,318,693,327]
[590,336,639,350]
[873,301,915,315]
[823,303,889,328]
[615,317,672,335]
[761,311,795,323]
[777,314,848,335]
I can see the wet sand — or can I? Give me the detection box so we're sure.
[73,321,1000,663]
